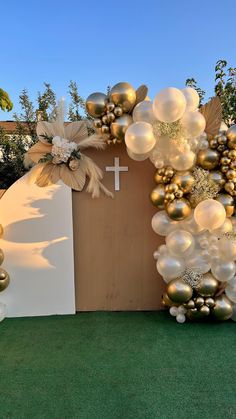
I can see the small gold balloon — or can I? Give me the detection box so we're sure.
[154,171,163,184]
[209,171,225,188]
[0,268,10,292]
[186,309,205,321]
[226,169,236,180]
[110,114,133,142]
[212,294,233,321]
[196,273,219,297]
[166,198,191,221]
[101,125,110,134]
[167,278,193,304]
[197,149,220,170]
[226,125,236,149]
[229,149,236,160]
[205,297,215,308]
[106,102,115,112]
[0,249,4,266]
[107,112,115,123]
[93,118,102,129]
[162,292,176,308]
[102,115,109,125]
[184,299,195,309]
[150,185,165,209]
[110,82,136,113]
[172,171,195,193]
[114,107,123,117]
[166,183,179,193]
[86,92,108,118]
[216,194,235,217]
[194,296,205,308]
[199,305,210,316]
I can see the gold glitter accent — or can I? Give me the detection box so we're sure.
[182,267,203,289]
[223,231,236,241]
[189,167,220,206]
[153,120,184,140]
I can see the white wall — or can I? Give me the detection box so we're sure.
[0,174,75,317]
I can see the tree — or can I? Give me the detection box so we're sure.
[68,80,86,121]
[185,78,205,105]
[0,88,13,112]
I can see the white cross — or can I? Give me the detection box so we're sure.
[106,157,128,191]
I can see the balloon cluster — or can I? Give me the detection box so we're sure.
[123,85,236,323]
[0,224,9,321]
[86,82,148,145]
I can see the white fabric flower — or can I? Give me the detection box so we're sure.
[51,136,78,163]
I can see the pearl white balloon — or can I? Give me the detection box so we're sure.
[126,147,150,161]
[181,213,205,235]
[156,254,185,280]
[125,122,156,154]
[166,229,195,257]
[169,150,196,171]
[211,259,236,282]
[186,251,211,274]
[151,211,175,236]
[194,199,226,231]
[133,101,156,124]
[218,236,236,261]
[153,87,186,123]
[212,218,232,238]
[225,276,236,303]
[181,110,206,137]
[170,306,178,316]
[176,314,186,323]
[181,87,200,111]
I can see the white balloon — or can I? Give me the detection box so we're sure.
[151,211,174,236]
[156,254,185,280]
[186,252,211,274]
[181,87,200,111]
[211,260,236,282]
[181,212,205,235]
[212,218,232,238]
[166,229,195,257]
[133,101,156,124]
[153,87,186,123]
[176,314,186,323]
[225,276,236,303]
[178,305,187,315]
[170,306,178,316]
[126,147,150,161]
[169,150,196,171]
[194,199,226,231]
[219,236,236,261]
[125,122,156,154]
[181,110,206,138]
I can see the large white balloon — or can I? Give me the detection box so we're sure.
[225,276,236,303]
[151,211,178,236]
[166,229,195,257]
[156,254,185,281]
[194,199,226,231]
[126,147,150,161]
[169,150,196,171]
[219,236,236,261]
[181,110,206,137]
[181,87,200,111]
[186,252,211,274]
[211,259,236,282]
[181,212,205,235]
[125,122,156,154]
[212,218,232,238]
[133,101,156,124]
[153,87,186,123]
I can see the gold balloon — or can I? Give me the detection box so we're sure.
[114,107,123,117]
[197,149,220,170]
[167,278,193,304]
[209,171,225,188]
[110,82,136,113]
[172,171,195,193]
[205,297,215,308]
[212,294,233,321]
[86,92,108,118]
[93,118,102,129]
[227,125,236,149]
[110,114,133,142]
[216,194,235,217]
[194,296,205,307]
[154,171,163,184]
[196,273,219,297]
[199,305,210,316]
[166,198,191,221]
[162,292,176,308]
[186,309,205,321]
[0,268,10,292]
[0,249,4,266]
[150,185,165,209]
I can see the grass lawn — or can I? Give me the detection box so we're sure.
[0,311,235,419]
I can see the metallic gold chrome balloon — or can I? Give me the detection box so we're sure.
[209,171,225,188]
[216,194,235,217]
[0,249,4,266]
[196,273,219,297]
[166,198,191,221]
[106,102,115,112]
[184,299,195,309]
[166,278,193,304]
[205,297,215,308]
[94,118,102,128]
[110,114,133,142]
[86,92,108,118]
[150,185,166,209]
[0,268,10,292]
[197,149,220,170]
[227,125,236,149]
[162,292,176,308]
[194,296,205,307]
[212,294,233,321]
[199,305,210,316]
[172,171,195,193]
[114,107,123,117]
[110,82,136,113]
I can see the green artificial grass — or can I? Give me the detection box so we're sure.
[0,312,235,419]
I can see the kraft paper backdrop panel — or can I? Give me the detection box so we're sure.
[0,174,75,317]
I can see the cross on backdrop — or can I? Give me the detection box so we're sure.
[105,157,129,191]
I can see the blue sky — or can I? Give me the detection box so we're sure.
[1,0,236,118]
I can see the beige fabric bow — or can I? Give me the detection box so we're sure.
[25,118,113,198]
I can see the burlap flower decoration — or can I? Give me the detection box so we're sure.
[25,106,113,198]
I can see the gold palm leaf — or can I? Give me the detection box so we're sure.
[59,163,86,191]
[199,97,222,138]
[36,163,60,187]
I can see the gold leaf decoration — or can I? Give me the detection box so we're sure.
[59,163,86,191]
[199,97,222,138]
[27,141,52,163]
[134,85,148,107]
[36,163,60,187]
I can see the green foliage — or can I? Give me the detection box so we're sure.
[68,80,85,121]
[0,88,13,112]
[185,78,205,105]
[214,60,236,125]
